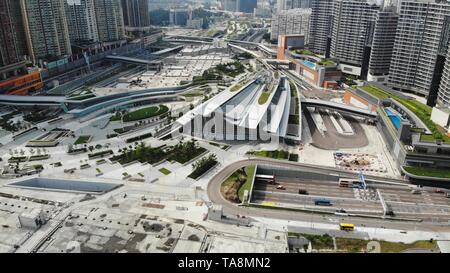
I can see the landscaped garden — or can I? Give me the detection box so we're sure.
[110,140,206,166]
[158,168,171,175]
[361,85,450,143]
[188,154,218,179]
[74,135,91,145]
[247,150,296,160]
[258,91,270,105]
[403,166,450,179]
[111,105,169,122]
[288,232,439,252]
[221,165,256,203]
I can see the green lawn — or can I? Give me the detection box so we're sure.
[404,166,450,179]
[111,105,169,122]
[238,165,256,202]
[158,168,171,175]
[293,49,315,56]
[378,240,438,253]
[318,58,335,66]
[248,150,290,160]
[230,83,243,92]
[74,135,91,145]
[361,85,450,143]
[258,92,270,105]
[335,238,438,253]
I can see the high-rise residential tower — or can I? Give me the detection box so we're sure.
[271,8,311,41]
[20,0,72,62]
[309,0,333,56]
[438,44,450,107]
[121,0,151,31]
[277,0,312,11]
[367,7,399,82]
[65,0,99,44]
[0,0,28,66]
[94,0,125,42]
[388,0,450,103]
[329,0,381,78]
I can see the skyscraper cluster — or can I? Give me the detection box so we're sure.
[0,0,151,66]
[306,0,450,107]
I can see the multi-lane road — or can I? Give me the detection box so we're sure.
[207,158,450,231]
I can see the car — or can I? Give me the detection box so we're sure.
[446,193,450,198]
[276,185,286,190]
[411,189,422,195]
[298,189,308,195]
[434,188,445,194]
[336,209,347,214]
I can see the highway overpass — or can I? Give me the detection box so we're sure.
[302,98,378,119]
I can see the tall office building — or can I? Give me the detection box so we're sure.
[367,7,399,82]
[20,0,72,62]
[277,0,311,11]
[169,8,191,26]
[65,0,99,44]
[309,0,333,56]
[438,43,450,107]
[121,0,151,31]
[271,8,311,41]
[0,0,28,66]
[239,0,257,13]
[388,0,450,102]
[221,0,238,11]
[94,0,125,42]
[329,0,381,78]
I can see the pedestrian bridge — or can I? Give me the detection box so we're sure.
[302,98,377,119]
[105,55,163,68]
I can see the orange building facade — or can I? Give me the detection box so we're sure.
[0,71,43,96]
[343,90,378,112]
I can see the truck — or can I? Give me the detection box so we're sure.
[314,198,332,206]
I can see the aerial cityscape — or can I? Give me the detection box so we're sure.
[1,0,450,256]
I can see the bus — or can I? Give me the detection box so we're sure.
[314,198,332,206]
[255,174,276,184]
[339,223,355,231]
[339,178,362,188]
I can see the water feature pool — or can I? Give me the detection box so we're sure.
[384,108,402,129]
[302,60,316,69]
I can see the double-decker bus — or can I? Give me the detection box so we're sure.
[339,223,355,231]
[255,174,276,184]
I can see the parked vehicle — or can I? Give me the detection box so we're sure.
[298,189,308,195]
[411,189,422,195]
[276,185,286,190]
[446,193,450,198]
[434,188,445,194]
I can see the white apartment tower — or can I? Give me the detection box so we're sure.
[277,0,312,11]
[309,0,333,56]
[388,0,450,99]
[65,0,99,44]
[20,0,72,62]
[367,7,399,82]
[93,0,125,42]
[329,0,381,77]
[438,44,450,107]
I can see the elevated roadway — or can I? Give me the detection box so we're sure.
[302,98,378,119]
